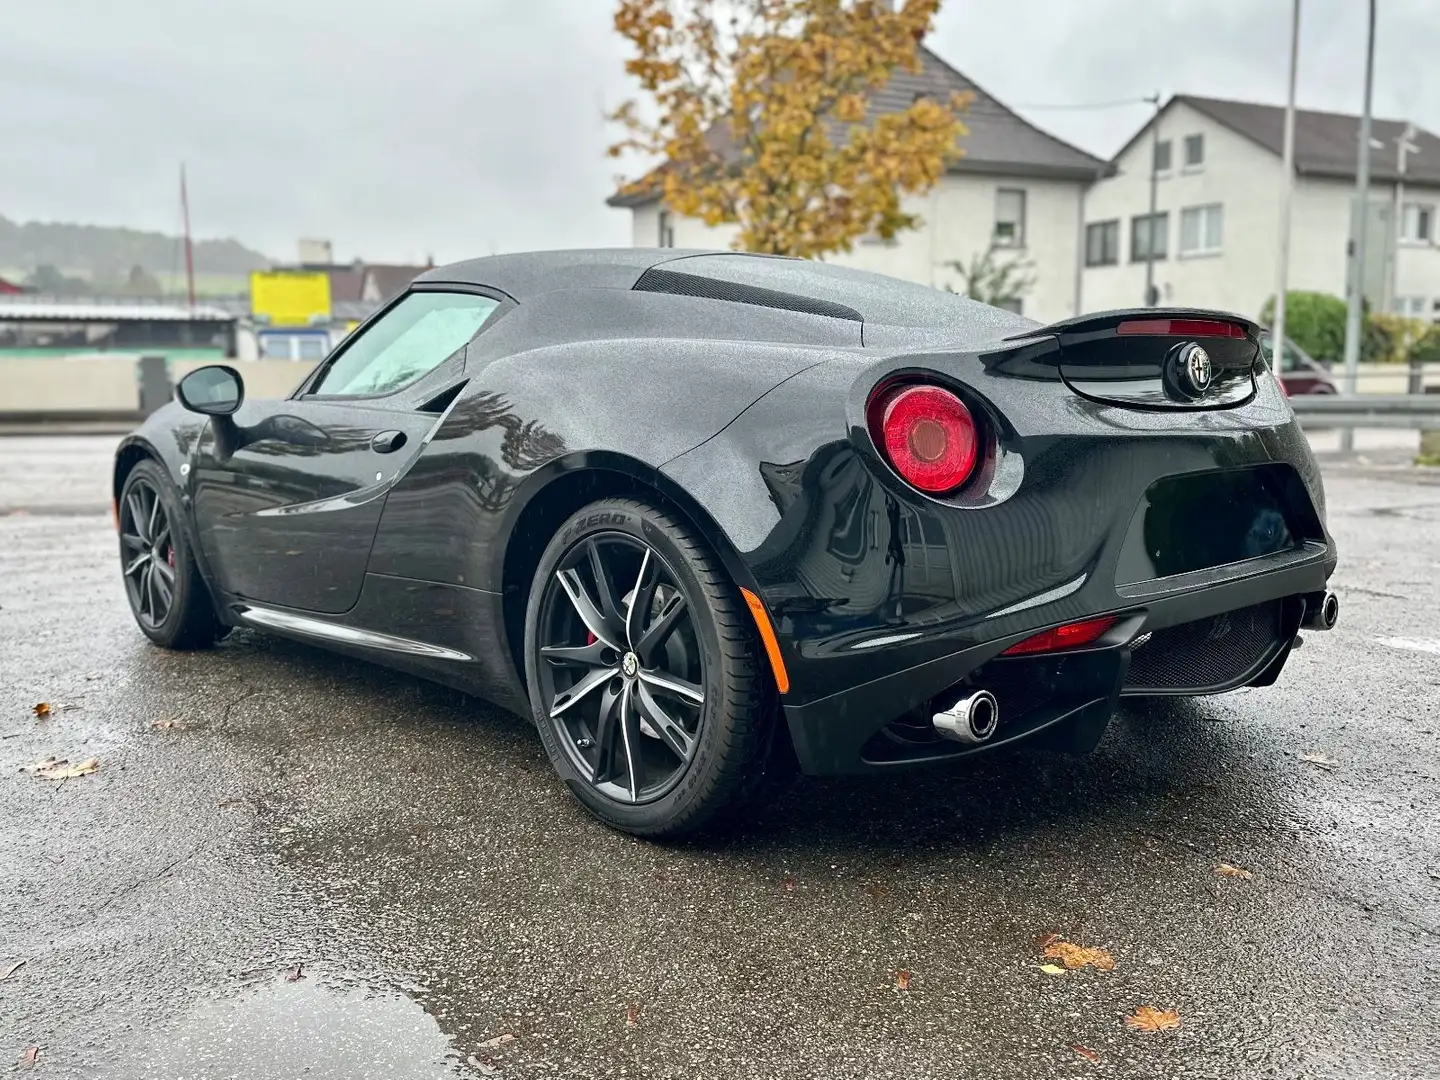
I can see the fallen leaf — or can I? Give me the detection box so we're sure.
[478,1033,514,1050]
[0,959,28,982]
[625,1003,641,1027]
[780,874,797,892]
[1124,1005,1181,1032]
[893,969,912,990]
[18,1046,39,1068]
[1035,932,1062,949]
[864,881,891,899]
[473,1060,499,1077]
[152,717,185,730]
[1044,939,1116,971]
[32,703,50,718]
[22,757,99,780]
[1069,1043,1101,1063]
[1216,863,1254,879]
[284,963,305,982]
[1039,963,1068,975]
[1300,752,1338,770]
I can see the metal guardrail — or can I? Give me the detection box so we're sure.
[1289,393,1440,430]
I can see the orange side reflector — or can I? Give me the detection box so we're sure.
[740,587,790,695]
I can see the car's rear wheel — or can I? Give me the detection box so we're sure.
[524,496,783,838]
[118,460,224,649]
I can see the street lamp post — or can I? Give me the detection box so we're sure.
[1144,93,1161,307]
[1272,0,1301,372]
[1339,0,1377,452]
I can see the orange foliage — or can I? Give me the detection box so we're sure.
[608,0,968,257]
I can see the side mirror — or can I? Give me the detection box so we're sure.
[176,365,244,416]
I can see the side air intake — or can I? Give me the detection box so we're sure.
[633,268,863,323]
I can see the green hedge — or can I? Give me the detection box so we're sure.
[1261,292,1435,364]
[1413,326,1440,365]
[1259,291,1348,363]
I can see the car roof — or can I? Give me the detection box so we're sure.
[417,248,1035,343]
[416,248,740,299]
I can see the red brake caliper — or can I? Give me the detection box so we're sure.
[586,631,596,645]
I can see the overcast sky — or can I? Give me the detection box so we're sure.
[3,0,1436,265]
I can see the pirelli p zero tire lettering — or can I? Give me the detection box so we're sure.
[524,496,780,838]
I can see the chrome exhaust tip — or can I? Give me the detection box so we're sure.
[932,690,999,746]
[1302,591,1339,631]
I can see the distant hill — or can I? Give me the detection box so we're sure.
[0,213,273,278]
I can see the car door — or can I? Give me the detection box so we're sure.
[191,287,506,614]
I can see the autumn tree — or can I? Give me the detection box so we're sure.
[608,0,968,258]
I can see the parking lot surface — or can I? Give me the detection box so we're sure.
[1,436,1437,1079]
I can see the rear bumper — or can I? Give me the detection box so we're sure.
[781,543,1332,775]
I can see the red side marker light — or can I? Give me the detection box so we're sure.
[1001,616,1118,657]
[1116,319,1245,339]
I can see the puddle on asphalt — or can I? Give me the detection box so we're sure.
[129,976,480,1080]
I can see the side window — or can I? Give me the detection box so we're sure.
[311,291,500,397]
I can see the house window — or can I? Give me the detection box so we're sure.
[657,210,675,248]
[1401,203,1434,243]
[1153,139,1172,173]
[1085,220,1120,267]
[1179,204,1223,255]
[1394,296,1428,317]
[994,188,1027,247]
[1130,212,1169,261]
[1184,133,1205,168]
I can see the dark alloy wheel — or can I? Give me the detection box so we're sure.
[535,533,705,804]
[524,497,789,838]
[117,460,225,649]
[119,476,177,629]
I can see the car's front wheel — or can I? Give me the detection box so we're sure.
[524,496,784,838]
[118,460,224,649]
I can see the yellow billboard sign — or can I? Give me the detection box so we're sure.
[250,271,331,327]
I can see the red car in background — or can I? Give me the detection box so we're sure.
[1260,332,1340,395]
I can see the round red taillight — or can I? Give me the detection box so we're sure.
[868,383,979,494]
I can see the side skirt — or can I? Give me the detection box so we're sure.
[236,606,473,661]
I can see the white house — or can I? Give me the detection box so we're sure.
[1081,95,1440,322]
[606,48,1106,324]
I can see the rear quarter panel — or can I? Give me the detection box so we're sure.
[365,332,848,590]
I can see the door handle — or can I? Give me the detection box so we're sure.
[371,430,407,454]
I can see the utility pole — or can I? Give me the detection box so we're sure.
[1144,92,1161,306]
[180,164,196,310]
[1339,0,1376,451]
[1272,0,1301,371]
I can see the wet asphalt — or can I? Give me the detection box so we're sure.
[0,435,1437,1080]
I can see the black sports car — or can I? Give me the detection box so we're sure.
[113,249,1340,836]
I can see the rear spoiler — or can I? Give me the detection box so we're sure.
[983,308,1263,379]
[1002,307,1261,343]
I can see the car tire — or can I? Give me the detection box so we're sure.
[524,496,783,838]
[118,460,225,649]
